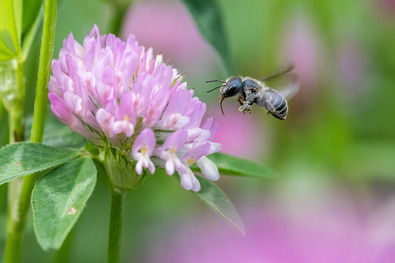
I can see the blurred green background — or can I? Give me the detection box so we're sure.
[1,0,395,262]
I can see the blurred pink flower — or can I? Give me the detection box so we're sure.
[144,191,395,263]
[280,15,323,116]
[375,0,395,18]
[281,15,321,89]
[335,39,368,101]
[121,0,220,76]
[48,25,222,191]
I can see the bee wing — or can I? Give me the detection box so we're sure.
[260,63,295,82]
[277,73,299,100]
[264,73,299,100]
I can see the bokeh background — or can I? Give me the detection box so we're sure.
[1,0,395,262]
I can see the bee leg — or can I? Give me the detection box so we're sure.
[238,94,251,113]
[263,100,275,113]
[239,102,252,113]
[238,96,244,106]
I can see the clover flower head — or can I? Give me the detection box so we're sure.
[48,25,221,191]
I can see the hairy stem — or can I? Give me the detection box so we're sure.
[3,59,25,263]
[3,0,58,262]
[30,0,57,144]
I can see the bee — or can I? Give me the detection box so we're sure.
[206,64,299,120]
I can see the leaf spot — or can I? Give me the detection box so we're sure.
[67,206,77,215]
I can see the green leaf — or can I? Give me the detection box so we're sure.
[25,112,87,149]
[41,119,87,148]
[32,156,97,250]
[192,152,278,179]
[194,176,245,234]
[182,0,234,75]
[0,142,81,185]
[0,100,9,146]
[22,0,43,36]
[1,29,17,54]
[13,0,23,40]
[0,0,21,60]
[22,3,44,59]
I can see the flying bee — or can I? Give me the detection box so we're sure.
[206,64,299,120]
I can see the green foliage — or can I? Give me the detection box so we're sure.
[1,0,394,261]
[0,143,80,185]
[189,153,277,234]
[22,0,43,37]
[0,0,21,60]
[1,29,17,55]
[181,0,234,75]
[37,119,86,148]
[0,101,9,146]
[32,157,97,250]
[0,0,45,60]
[201,152,278,179]
[21,2,44,59]
[194,175,245,234]
[25,112,87,149]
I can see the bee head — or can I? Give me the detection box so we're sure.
[218,77,243,115]
[220,77,243,99]
[206,77,244,116]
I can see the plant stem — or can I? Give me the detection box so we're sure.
[3,59,25,263]
[108,7,127,37]
[108,190,125,263]
[4,177,23,263]
[9,60,25,143]
[105,0,130,36]
[0,100,8,145]
[30,0,57,144]
[3,0,58,262]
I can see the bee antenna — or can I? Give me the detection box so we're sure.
[207,85,223,93]
[206,79,226,83]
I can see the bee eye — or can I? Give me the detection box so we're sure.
[223,77,243,97]
[226,85,238,93]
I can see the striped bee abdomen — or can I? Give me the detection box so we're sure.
[256,89,288,120]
